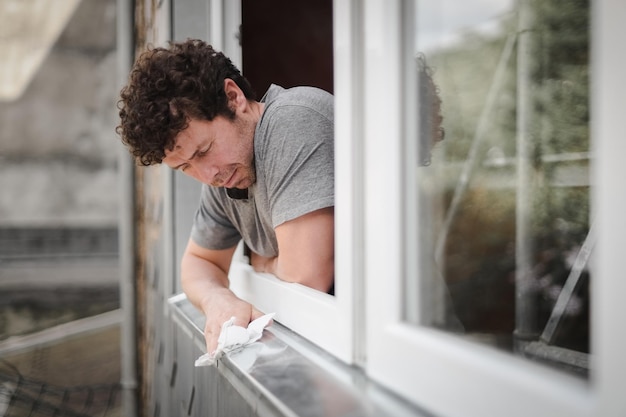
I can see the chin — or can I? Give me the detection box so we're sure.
[237,177,255,189]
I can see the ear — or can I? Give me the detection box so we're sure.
[224,78,246,112]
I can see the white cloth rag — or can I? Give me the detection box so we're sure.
[194,312,275,367]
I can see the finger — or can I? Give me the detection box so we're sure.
[232,315,249,328]
[205,326,219,355]
[206,335,218,355]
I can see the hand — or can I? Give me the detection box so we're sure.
[249,251,278,275]
[200,287,265,355]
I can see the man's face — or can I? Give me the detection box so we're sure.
[163,115,256,189]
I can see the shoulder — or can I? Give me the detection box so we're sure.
[257,86,334,144]
[262,85,334,121]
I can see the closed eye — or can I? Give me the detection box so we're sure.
[197,143,212,158]
[174,142,212,172]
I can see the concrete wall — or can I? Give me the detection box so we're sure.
[0,0,118,227]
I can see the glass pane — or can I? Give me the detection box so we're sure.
[410,0,591,378]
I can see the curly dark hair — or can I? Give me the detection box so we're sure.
[117,39,256,166]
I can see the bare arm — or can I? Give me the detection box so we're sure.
[250,207,334,292]
[181,239,264,354]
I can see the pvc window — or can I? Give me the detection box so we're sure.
[362,0,625,416]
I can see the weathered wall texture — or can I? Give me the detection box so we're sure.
[0,0,118,227]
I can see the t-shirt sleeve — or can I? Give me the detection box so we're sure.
[190,185,241,250]
[260,103,335,227]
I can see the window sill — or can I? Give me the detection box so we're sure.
[169,293,430,417]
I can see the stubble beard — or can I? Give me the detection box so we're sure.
[233,115,257,189]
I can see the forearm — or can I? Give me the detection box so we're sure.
[249,252,278,275]
[250,251,333,292]
[180,241,264,354]
[181,251,233,314]
[275,254,334,292]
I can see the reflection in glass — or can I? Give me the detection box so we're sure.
[410,0,591,378]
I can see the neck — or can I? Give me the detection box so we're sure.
[249,101,265,122]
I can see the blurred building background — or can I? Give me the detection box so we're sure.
[0,0,121,415]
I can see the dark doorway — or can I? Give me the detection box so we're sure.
[241,0,334,97]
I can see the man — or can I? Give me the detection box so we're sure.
[117,39,335,355]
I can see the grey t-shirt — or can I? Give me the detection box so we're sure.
[190,84,334,257]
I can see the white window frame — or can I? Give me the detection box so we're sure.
[591,1,626,416]
[362,1,626,417]
[225,0,361,365]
